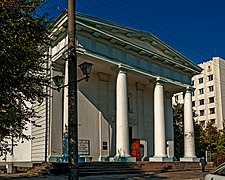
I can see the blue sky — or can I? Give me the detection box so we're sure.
[40,0,225,64]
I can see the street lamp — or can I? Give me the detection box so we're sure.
[52,61,93,180]
[52,62,93,91]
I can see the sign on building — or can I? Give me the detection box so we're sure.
[78,139,90,155]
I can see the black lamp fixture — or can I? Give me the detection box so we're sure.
[53,62,93,91]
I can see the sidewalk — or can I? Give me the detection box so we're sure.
[0,169,209,179]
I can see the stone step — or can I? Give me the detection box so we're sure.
[78,169,142,176]
[33,161,204,177]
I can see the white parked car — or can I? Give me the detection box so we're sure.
[205,162,225,180]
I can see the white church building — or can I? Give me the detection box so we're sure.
[1,10,202,167]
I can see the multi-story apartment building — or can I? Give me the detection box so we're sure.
[173,57,225,129]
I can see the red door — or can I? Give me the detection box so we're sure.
[131,139,140,161]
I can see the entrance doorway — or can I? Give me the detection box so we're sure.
[131,139,141,161]
[129,126,141,161]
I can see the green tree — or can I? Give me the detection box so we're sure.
[202,123,220,153]
[194,123,205,157]
[173,103,184,160]
[173,103,225,165]
[173,103,205,160]
[212,125,225,165]
[0,0,49,158]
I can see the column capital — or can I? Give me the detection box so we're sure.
[111,64,133,73]
[151,77,168,85]
[186,85,195,92]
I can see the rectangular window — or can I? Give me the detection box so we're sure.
[209,97,215,103]
[175,95,179,102]
[198,77,204,84]
[208,75,213,81]
[103,142,108,150]
[199,99,204,105]
[192,101,195,107]
[199,88,204,94]
[128,93,133,113]
[208,86,214,92]
[200,120,205,126]
[193,111,196,117]
[200,110,205,116]
[210,108,215,114]
[210,119,215,125]
[192,90,195,96]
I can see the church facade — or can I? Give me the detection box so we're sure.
[1,10,202,168]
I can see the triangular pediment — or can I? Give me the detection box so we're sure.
[76,12,202,74]
[49,10,202,75]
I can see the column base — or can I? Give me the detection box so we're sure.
[49,155,62,162]
[99,156,109,161]
[109,156,136,162]
[180,157,199,162]
[149,156,173,162]
[6,164,17,173]
[141,156,148,161]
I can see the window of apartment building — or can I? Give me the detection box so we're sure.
[200,110,205,116]
[200,120,205,127]
[192,101,195,107]
[209,108,215,114]
[198,77,204,84]
[208,65,211,71]
[193,111,196,117]
[208,74,213,81]
[199,99,204,105]
[210,119,216,125]
[191,80,194,86]
[175,95,179,102]
[191,90,195,96]
[208,85,214,92]
[199,88,204,95]
[209,97,215,103]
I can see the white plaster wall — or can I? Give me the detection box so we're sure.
[0,123,32,165]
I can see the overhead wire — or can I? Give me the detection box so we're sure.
[42,0,215,62]
[89,0,212,61]
[113,0,213,57]
[78,0,117,23]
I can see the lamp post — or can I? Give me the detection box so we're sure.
[54,0,93,178]
[52,62,93,91]
[52,61,93,180]
[68,0,77,179]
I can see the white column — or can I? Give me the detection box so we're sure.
[150,79,173,162]
[165,93,174,159]
[153,81,167,158]
[180,87,198,162]
[116,69,130,157]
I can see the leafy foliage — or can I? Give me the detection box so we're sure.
[173,103,225,165]
[0,0,49,158]
[173,103,184,160]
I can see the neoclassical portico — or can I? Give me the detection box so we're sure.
[45,11,203,163]
[3,10,205,168]
[113,65,197,162]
